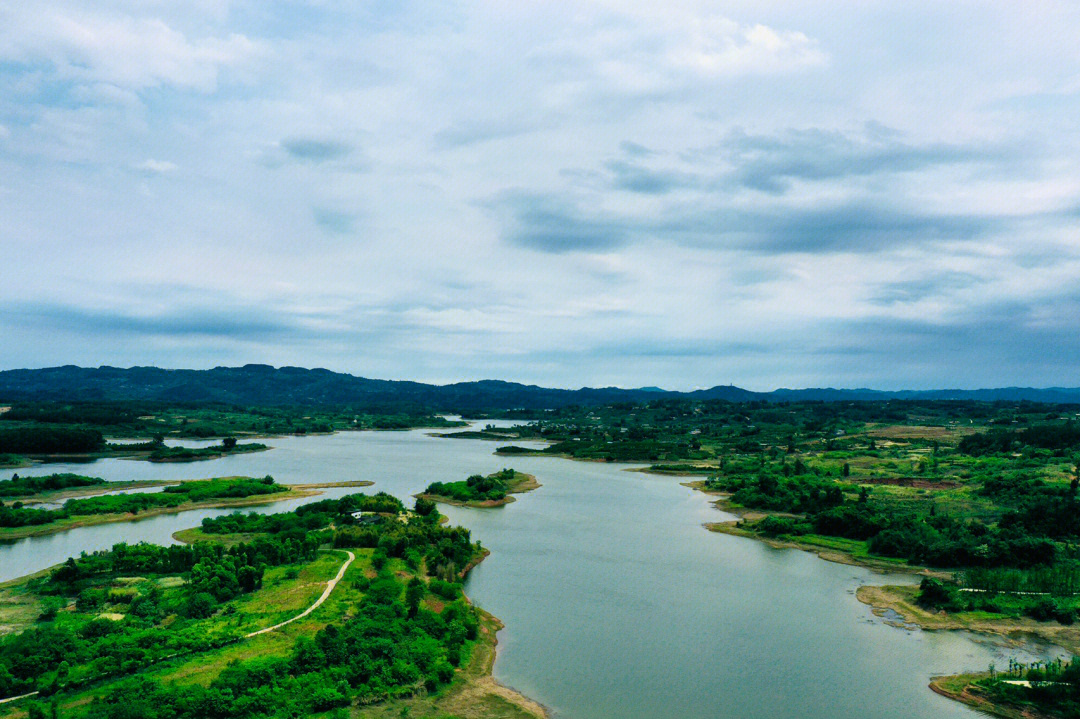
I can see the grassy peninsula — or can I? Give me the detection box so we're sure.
[0,491,544,719]
[0,476,374,540]
[418,469,540,508]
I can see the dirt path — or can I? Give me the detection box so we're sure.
[246,549,355,637]
[0,691,38,705]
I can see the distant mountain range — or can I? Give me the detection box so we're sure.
[1,365,1079,409]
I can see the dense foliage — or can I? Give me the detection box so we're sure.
[0,473,106,498]
[982,658,1080,717]
[0,537,318,698]
[707,465,1059,568]
[0,427,105,455]
[201,492,405,537]
[423,469,520,503]
[959,423,1080,455]
[85,578,477,719]
[0,489,486,718]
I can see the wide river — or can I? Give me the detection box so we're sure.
[1,423,1062,718]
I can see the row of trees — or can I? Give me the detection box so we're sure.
[959,422,1080,455]
[0,473,106,498]
[0,428,105,455]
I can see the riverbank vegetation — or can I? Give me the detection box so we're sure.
[0,477,312,540]
[418,469,539,507]
[0,401,465,466]
[450,398,1080,718]
[477,399,1080,572]
[930,659,1080,719]
[0,491,543,719]
[0,401,466,437]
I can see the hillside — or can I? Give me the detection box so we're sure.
[1,365,1079,409]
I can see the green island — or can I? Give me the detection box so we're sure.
[0,476,373,540]
[0,402,466,467]
[0,474,111,499]
[433,426,523,441]
[464,399,1080,718]
[0,455,30,470]
[417,470,540,508]
[0,492,544,719]
[147,438,269,463]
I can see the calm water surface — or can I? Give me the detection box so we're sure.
[1,425,1062,718]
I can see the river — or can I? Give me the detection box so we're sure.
[0,423,1063,718]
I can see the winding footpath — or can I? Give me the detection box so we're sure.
[0,549,357,707]
[0,691,37,706]
[246,549,355,637]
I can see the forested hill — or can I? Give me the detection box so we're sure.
[1,365,1079,409]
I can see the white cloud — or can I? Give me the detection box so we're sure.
[1,1,1079,389]
[135,159,177,174]
[0,4,257,91]
[657,16,826,79]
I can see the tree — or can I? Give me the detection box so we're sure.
[222,437,238,450]
[0,664,15,697]
[405,577,425,617]
[842,462,851,477]
[185,592,215,619]
[414,497,436,517]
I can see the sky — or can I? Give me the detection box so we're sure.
[2,1,1080,391]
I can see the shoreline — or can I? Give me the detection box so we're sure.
[685,479,1076,719]
[416,493,519,508]
[685,480,939,576]
[627,465,716,476]
[447,545,548,718]
[927,673,1052,719]
[0,479,374,540]
[2,421,471,467]
[0,534,545,719]
[456,609,549,719]
[427,430,524,441]
[856,584,1080,654]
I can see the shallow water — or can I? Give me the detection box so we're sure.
[1,424,1063,718]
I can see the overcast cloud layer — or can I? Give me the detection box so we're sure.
[2,1,1080,390]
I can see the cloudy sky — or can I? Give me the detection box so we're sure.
[2,1,1079,390]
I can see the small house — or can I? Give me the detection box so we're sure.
[350,511,383,525]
